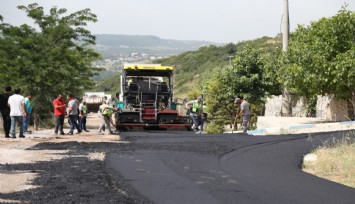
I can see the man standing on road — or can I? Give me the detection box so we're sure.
[67,94,81,135]
[23,93,33,134]
[53,94,66,135]
[79,99,89,132]
[185,96,204,134]
[234,97,250,134]
[0,86,13,138]
[98,100,115,135]
[8,88,27,138]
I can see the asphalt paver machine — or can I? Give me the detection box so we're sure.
[115,64,191,131]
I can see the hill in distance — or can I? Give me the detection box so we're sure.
[155,35,282,98]
[94,34,223,57]
[92,34,282,99]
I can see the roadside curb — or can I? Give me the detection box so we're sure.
[247,121,355,136]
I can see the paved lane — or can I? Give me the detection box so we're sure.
[108,131,355,204]
[220,135,355,203]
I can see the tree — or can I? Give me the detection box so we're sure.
[203,46,281,133]
[278,8,355,100]
[202,70,234,133]
[225,46,272,102]
[0,3,101,126]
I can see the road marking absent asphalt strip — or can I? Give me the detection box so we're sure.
[247,121,355,136]
[339,121,355,125]
[248,124,316,135]
[289,124,315,129]
[247,129,266,135]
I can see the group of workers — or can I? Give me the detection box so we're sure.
[52,94,91,135]
[53,94,119,135]
[185,96,250,134]
[1,87,249,137]
[57,95,250,135]
[0,86,33,138]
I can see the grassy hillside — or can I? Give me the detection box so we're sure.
[155,35,282,99]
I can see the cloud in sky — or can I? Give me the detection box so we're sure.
[0,0,353,43]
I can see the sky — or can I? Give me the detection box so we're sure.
[0,0,354,43]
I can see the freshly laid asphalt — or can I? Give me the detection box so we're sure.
[108,130,355,204]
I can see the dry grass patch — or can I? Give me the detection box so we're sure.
[303,134,355,188]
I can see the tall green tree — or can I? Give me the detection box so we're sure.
[277,8,355,100]
[0,4,101,124]
[202,70,234,133]
[203,46,281,133]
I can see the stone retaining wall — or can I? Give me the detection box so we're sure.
[257,116,325,129]
[264,95,308,117]
[264,95,353,122]
[316,95,349,121]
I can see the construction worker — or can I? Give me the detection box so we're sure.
[234,97,250,133]
[98,100,115,135]
[127,77,136,86]
[79,99,89,132]
[185,96,204,134]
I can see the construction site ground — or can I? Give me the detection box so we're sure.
[0,113,354,203]
[0,114,143,204]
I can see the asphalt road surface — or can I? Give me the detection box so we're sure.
[108,130,355,204]
[1,130,354,203]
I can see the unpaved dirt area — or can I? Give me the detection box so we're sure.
[0,114,142,204]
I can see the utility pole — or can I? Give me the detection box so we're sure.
[282,0,289,52]
[281,0,291,116]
